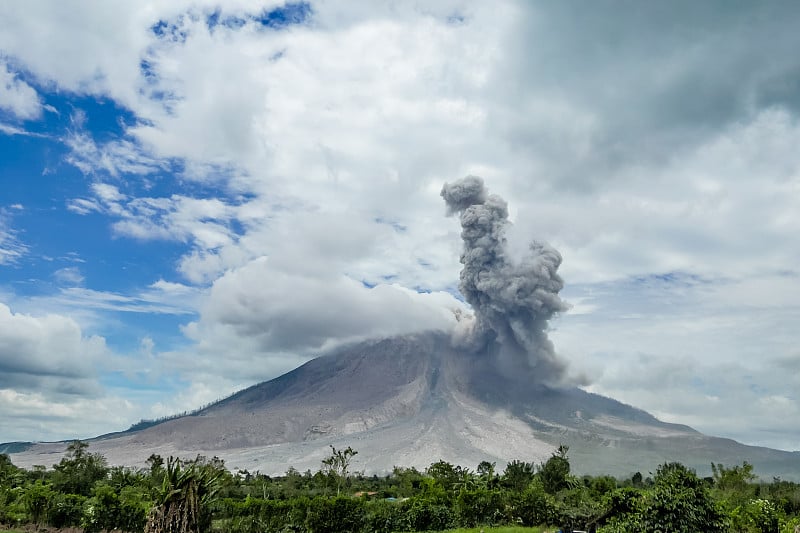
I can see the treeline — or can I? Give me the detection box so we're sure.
[124,399,227,433]
[1,441,800,533]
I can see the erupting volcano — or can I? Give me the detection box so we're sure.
[8,178,799,480]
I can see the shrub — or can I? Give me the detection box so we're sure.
[305,496,365,533]
[22,481,55,525]
[0,485,27,526]
[363,498,404,533]
[729,498,780,533]
[454,487,505,527]
[48,492,85,528]
[507,479,557,527]
[402,495,454,531]
[600,463,727,533]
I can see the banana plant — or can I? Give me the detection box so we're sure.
[144,456,224,533]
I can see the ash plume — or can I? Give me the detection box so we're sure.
[442,176,570,382]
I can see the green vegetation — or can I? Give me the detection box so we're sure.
[440,526,552,533]
[1,441,799,532]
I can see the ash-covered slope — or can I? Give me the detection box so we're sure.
[10,331,799,479]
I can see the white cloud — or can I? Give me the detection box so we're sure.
[65,131,167,178]
[0,210,27,265]
[0,302,107,394]
[0,301,195,442]
[166,256,465,390]
[0,388,140,443]
[552,272,800,450]
[0,60,41,119]
[0,122,48,137]
[50,286,199,316]
[53,267,84,286]
[66,197,103,215]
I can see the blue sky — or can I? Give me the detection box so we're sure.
[1,1,799,451]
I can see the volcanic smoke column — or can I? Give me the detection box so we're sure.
[441,176,569,382]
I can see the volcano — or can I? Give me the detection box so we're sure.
[8,176,799,478]
[7,331,800,479]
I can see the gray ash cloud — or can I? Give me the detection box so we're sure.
[442,175,570,382]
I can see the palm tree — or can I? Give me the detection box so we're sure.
[144,456,223,533]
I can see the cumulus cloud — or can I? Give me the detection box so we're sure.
[0,388,140,443]
[0,303,106,395]
[173,256,465,381]
[68,182,241,261]
[0,301,191,442]
[552,271,800,450]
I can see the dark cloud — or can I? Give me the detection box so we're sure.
[493,1,800,189]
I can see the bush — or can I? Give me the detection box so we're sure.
[402,495,454,532]
[554,486,604,531]
[0,486,27,526]
[600,463,727,533]
[507,479,557,527]
[729,498,780,533]
[118,485,150,533]
[363,499,405,533]
[221,496,297,532]
[454,487,505,527]
[305,495,365,533]
[22,481,55,524]
[48,492,85,528]
[780,516,800,533]
[82,483,120,533]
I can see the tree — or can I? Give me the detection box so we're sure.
[144,456,224,533]
[476,461,498,489]
[147,454,165,481]
[729,498,779,533]
[52,440,108,496]
[426,460,469,494]
[23,481,54,525]
[712,461,756,492]
[507,478,556,526]
[502,459,536,492]
[540,444,571,494]
[600,462,727,533]
[0,454,24,488]
[390,466,424,497]
[320,446,357,496]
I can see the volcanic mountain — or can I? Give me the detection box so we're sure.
[8,177,798,478]
[8,331,800,480]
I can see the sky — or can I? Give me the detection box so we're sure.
[0,1,798,452]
